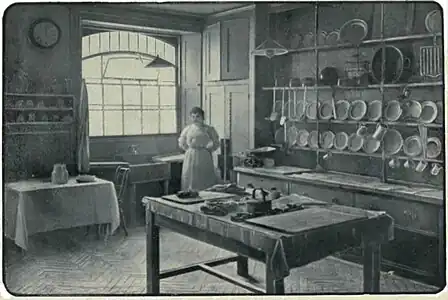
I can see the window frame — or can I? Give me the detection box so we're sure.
[81,31,180,138]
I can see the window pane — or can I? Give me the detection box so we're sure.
[129,32,139,52]
[86,84,102,105]
[119,31,129,50]
[124,110,142,135]
[147,37,156,55]
[165,45,176,64]
[89,110,103,136]
[103,84,122,106]
[139,35,147,53]
[160,109,177,134]
[142,111,159,134]
[142,86,159,107]
[159,86,176,107]
[82,56,102,79]
[82,35,90,57]
[123,85,141,109]
[104,111,123,136]
[89,34,100,55]
[158,68,175,83]
[155,40,165,57]
[109,32,119,51]
[100,32,110,53]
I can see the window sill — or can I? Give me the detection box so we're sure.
[90,133,179,141]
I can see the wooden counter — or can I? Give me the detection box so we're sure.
[233,166,445,287]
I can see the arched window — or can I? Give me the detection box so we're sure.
[82,31,177,136]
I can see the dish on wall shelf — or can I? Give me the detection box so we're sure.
[286,33,442,54]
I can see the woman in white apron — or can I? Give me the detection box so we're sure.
[178,107,220,191]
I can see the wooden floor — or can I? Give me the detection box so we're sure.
[4,226,439,295]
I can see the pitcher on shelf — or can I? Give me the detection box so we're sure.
[178,106,220,191]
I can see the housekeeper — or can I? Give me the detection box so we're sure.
[178,107,220,191]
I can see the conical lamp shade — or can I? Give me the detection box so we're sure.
[145,56,175,68]
[252,37,288,59]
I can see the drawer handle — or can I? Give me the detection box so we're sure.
[332,197,340,204]
[404,210,418,221]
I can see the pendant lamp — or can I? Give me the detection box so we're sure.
[145,55,175,68]
[252,12,288,59]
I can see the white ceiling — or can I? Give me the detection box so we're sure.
[139,3,250,15]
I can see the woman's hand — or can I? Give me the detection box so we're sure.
[206,141,214,151]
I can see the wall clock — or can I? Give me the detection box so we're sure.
[28,18,61,49]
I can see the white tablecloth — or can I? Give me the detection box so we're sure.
[4,177,120,250]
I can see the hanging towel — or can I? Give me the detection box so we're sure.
[77,79,90,174]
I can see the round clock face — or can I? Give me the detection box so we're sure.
[30,19,61,49]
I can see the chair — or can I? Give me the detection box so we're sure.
[85,166,130,238]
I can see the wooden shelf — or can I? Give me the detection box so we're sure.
[262,81,443,91]
[286,33,442,54]
[4,93,75,98]
[5,121,73,126]
[286,119,443,128]
[290,146,443,163]
[6,130,71,136]
[4,107,74,112]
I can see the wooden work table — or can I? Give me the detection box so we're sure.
[142,194,393,294]
[233,166,445,286]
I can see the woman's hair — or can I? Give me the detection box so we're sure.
[190,106,205,118]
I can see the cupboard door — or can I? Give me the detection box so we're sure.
[203,23,221,81]
[203,86,226,166]
[221,18,250,80]
[180,33,202,128]
[226,84,250,154]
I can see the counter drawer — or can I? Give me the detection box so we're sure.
[237,173,289,195]
[354,194,439,236]
[290,182,355,206]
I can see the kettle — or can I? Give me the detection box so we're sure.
[246,188,272,214]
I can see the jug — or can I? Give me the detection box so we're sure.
[51,164,69,184]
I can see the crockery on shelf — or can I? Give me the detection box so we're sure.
[41,113,49,122]
[302,77,315,86]
[37,100,46,108]
[317,30,327,45]
[403,100,422,119]
[57,98,65,108]
[15,100,24,108]
[25,100,34,108]
[371,45,413,84]
[382,129,403,156]
[403,159,415,169]
[430,163,442,176]
[367,100,382,121]
[319,67,339,86]
[296,129,310,147]
[295,101,305,120]
[339,19,368,44]
[426,137,442,159]
[303,32,315,47]
[320,131,335,149]
[425,10,442,34]
[28,112,36,122]
[348,100,367,121]
[335,100,350,120]
[305,102,319,120]
[419,101,438,124]
[287,125,299,146]
[308,130,320,148]
[435,101,443,123]
[347,133,364,152]
[384,100,402,122]
[319,102,333,120]
[388,158,400,169]
[16,113,25,123]
[415,160,428,173]
[334,131,349,150]
[403,135,423,157]
[372,123,388,140]
[274,128,285,144]
[325,30,340,45]
[362,134,381,154]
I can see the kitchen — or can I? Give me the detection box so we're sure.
[2,1,444,296]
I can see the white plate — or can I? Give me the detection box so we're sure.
[334,132,349,150]
[403,135,423,157]
[296,129,310,147]
[349,100,367,121]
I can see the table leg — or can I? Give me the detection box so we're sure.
[236,255,249,278]
[163,180,169,195]
[146,208,160,295]
[362,238,381,293]
[129,184,137,227]
[265,255,285,294]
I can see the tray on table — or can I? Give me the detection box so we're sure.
[161,191,234,205]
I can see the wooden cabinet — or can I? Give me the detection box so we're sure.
[226,84,250,153]
[221,18,250,80]
[180,33,202,128]
[203,18,250,82]
[203,23,221,82]
[354,193,439,236]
